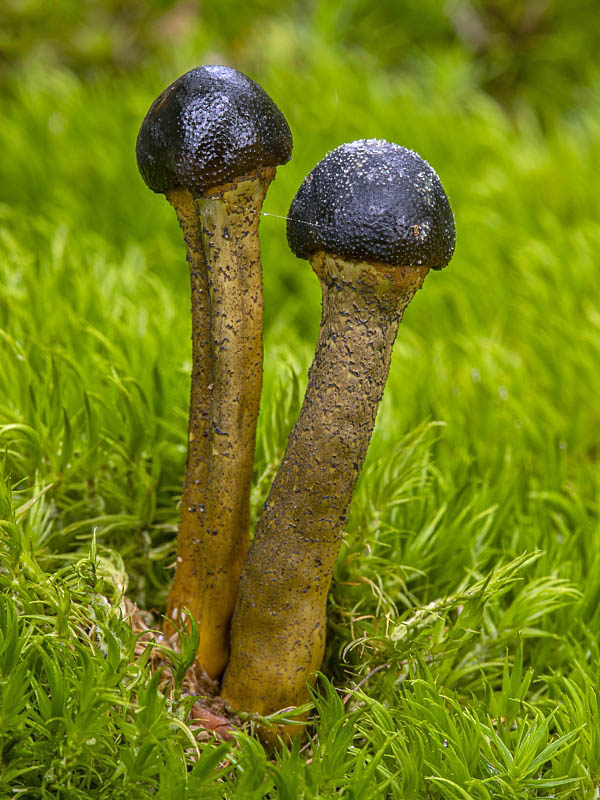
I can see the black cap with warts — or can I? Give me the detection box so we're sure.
[287,139,455,269]
[136,65,293,196]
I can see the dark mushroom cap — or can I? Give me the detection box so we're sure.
[287,139,455,269]
[136,65,292,196]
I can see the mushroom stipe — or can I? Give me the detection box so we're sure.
[220,255,430,742]
[165,167,275,678]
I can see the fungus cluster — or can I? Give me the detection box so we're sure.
[137,66,455,742]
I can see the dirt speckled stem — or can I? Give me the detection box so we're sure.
[165,167,274,679]
[221,251,429,740]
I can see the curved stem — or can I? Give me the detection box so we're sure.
[221,252,428,738]
[165,168,273,679]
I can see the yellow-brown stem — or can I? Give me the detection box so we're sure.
[165,168,274,679]
[221,252,428,742]
[164,185,212,649]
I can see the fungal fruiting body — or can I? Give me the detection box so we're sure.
[136,65,292,679]
[221,139,455,740]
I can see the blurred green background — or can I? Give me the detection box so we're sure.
[2,3,600,793]
[0,0,600,114]
[2,0,599,118]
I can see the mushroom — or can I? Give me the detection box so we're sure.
[221,139,455,738]
[136,65,292,679]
